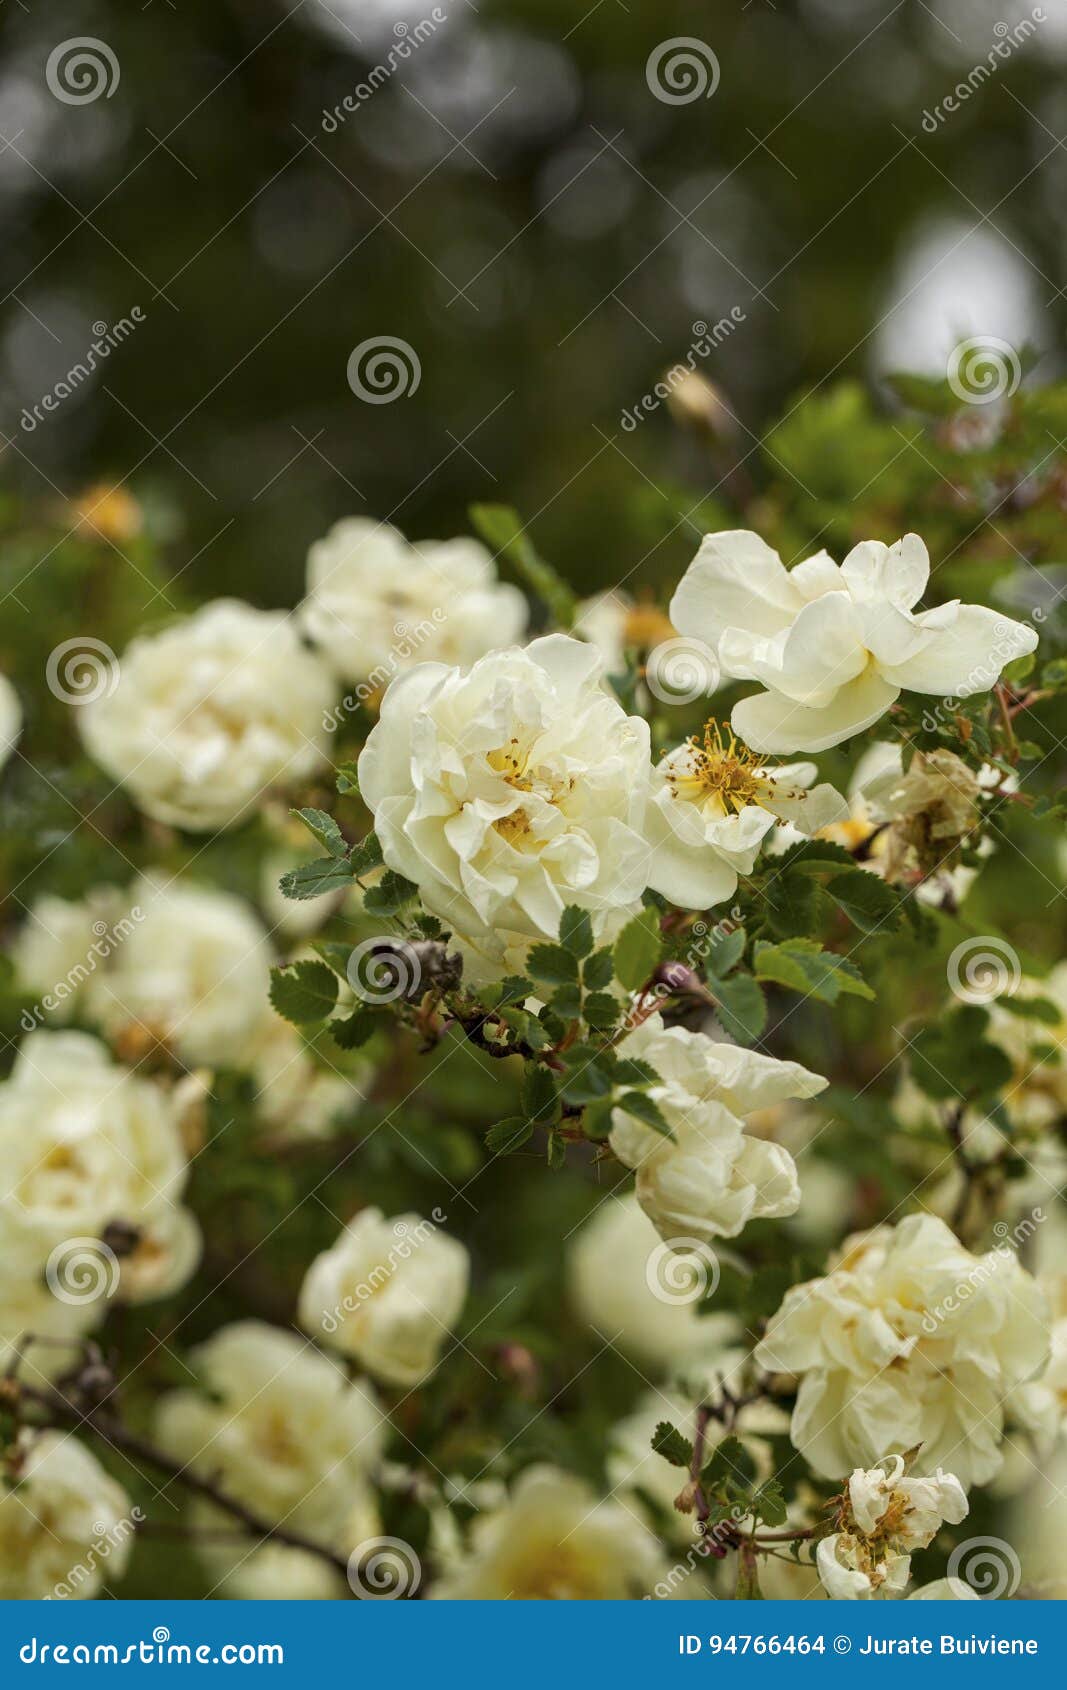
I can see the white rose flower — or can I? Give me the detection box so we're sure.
[568,1194,739,1370]
[0,1431,133,1599]
[645,721,847,908]
[298,1207,469,1388]
[0,672,21,771]
[299,519,528,684]
[431,1465,671,1599]
[815,1455,968,1600]
[0,1031,200,1307]
[81,876,270,1069]
[670,530,1038,752]
[358,636,652,971]
[80,599,335,831]
[0,1236,99,1379]
[250,1014,362,1140]
[608,1016,826,1246]
[754,1213,1050,1488]
[156,1321,384,1576]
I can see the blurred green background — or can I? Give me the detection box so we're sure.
[2,0,1065,606]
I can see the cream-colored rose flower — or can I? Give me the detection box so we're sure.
[608,1016,826,1246]
[568,1194,739,1370]
[0,1431,134,1599]
[0,1031,201,1308]
[670,530,1037,753]
[755,1213,1050,1487]
[907,1577,979,1599]
[80,599,335,831]
[298,1207,469,1388]
[644,721,846,908]
[0,672,21,772]
[358,636,652,972]
[299,518,528,684]
[815,1455,968,1600]
[17,875,273,1070]
[250,1014,361,1140]
[156,1321,384,1585]
[432,1465,671,1599]
[0,1234,99,1379]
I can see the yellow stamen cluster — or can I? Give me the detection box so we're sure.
[664,720,769,813]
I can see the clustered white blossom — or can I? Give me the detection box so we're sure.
[608,1015,826,1246]
[755,1213,1050,1488]
[670,530,1037,752]
[0,1432,134,1600]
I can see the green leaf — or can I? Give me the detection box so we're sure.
[469,502,575,627]
[613,907,663,991]
[551,982,583,1020]
[582,947,615,992]
[349,833,384,878]
[331,1007,381,1049]
[485,1117,534,1155]
[612,1057,661,1087]
[751,1479,787,1528]
[291,806,346,858]
[546,1130,567,1170]
[527,943,579,986]
[521,1063,558,1123]
[770,837,858,874]
[498,975,534,1006]
[753,938,875,1003]
[269,961,339,1025]
[362,870,416,917]
[335,762,360,795]
[279,857,354,900]
[616,1089,674,1140]
[825,869,901,934]
[706,924,745,974]
[582,1096,615,1140]
[559,905,594,959]
[994,994,1061,1025]
[582,991,619,1031]
[701,1434,758,1490]
[651,1421,693,1469]
[709,972,767,1045]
